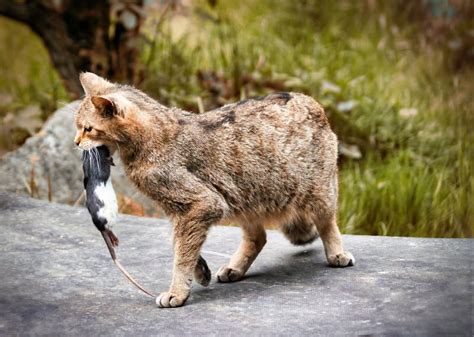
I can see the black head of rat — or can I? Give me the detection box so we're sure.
[82,145,112,183]
[82,145,115,232]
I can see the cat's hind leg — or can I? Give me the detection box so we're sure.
[315,212,354,267]
[217,222,266,283]
[306,195,355,267]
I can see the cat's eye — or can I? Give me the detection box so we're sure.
[84,126,93,132]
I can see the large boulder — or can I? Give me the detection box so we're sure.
[0,101,158,215]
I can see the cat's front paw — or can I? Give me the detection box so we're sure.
[156,291,189,308]
[216,266,244,283]
[327,251,355,267]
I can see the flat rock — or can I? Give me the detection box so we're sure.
[0,193,472,336]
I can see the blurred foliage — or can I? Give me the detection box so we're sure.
[0,0,472,237]
[0,17,67,154]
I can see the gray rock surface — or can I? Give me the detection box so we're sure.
[0,102,156,211]
[0,192,473,337]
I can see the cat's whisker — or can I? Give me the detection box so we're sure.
[87,149,93,170]
[91,147,96,169]
[90,148,99,168]
[95,147,101,172]
[92,147,99,172]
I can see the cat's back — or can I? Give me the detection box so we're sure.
[197,92,328,130]
[178,92,334,162]
[177,92,331,148]
[168,93,337,214]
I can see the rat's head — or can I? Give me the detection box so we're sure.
[74,72,148,151]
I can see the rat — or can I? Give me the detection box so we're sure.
[82,145,118,234]
[82,146,211,296]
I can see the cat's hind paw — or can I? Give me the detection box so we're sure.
[327,251,355,267]
[216,266,244,283]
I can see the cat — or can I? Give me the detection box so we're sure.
[74,72,355,308]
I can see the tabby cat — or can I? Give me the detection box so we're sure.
[74,72,354,308]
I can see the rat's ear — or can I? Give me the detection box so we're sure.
[79,72,113,96]
[91,96,119,118]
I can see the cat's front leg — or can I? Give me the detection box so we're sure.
[157,201,225,308]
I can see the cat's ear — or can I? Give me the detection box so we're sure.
[91,96,119,118]
[79,72,113,96]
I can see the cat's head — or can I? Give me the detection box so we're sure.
[74,72,143,151]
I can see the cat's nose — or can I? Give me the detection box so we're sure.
[75,140,80,146]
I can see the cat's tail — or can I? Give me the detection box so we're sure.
[280,218,319,246]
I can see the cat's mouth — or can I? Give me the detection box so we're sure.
[82,144,116,164]
[78,142,102,151]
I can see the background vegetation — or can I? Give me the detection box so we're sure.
[0,0,472,237]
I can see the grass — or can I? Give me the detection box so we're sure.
[339,148,472,237]
[141,0,472,237]
[0,1,472,237]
